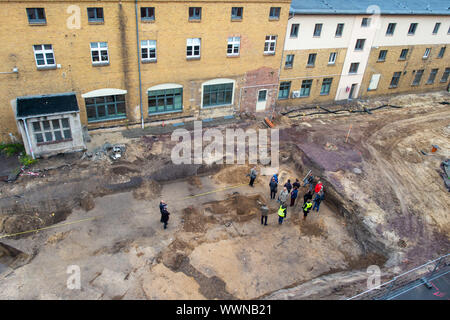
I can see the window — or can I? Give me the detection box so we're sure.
[378,50,388,62]
[285,54,294,68]
[390,72,401,88]
[399,49,409,60]
[203,83,234,108]
[258,90,267,102]
[412,69,424,85]
[307,53,316,67]
[328,52,337,64]
[141,40,156,62]
[361,18,371,27]
[90,42,109,65]
[290,24,299,37]
[32,118,72,144]
[26,8,46,24]
[33,44,55,68]
[87,8,104,22]
[269,7,280,20]
[141,7,155,21]
[186,38,201,59]
[386,23,396,35]
[349,63,359,74]
[432,22,441,34]
[355,39,366,51]
[264,35,277,55]
[227,37,240,56]
[438,47,446,58]
[320,78,333,95]
[313,24,322,37]
[85,95,126,122]
[278,82,291,99]
[423,48,431,59]
[335,23,344,37]
[300,80,312,97]
[148,88,183,114]
[441,68,450,82]
[231,7,243,20]
[189,7,201,20]
[408,23,418,35]
[427,69,438,84]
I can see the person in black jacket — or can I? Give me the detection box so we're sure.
[269,177,278,199]
[161,207,170,229]
[293,179,301,190]
[303,190,313,205]
[159,200,167,223]
[284,179,292,193]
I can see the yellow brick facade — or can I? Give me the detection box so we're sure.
[0,0,290,142]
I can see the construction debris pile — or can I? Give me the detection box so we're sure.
[81,142,127,162]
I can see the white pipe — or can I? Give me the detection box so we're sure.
[22,118,35,159]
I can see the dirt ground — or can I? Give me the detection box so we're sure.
[0,91,449,300]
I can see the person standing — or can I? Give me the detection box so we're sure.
[290,187,298,207]
[161,207,170,229]
[260,205,269,226]
[302,200,312,220]
[278,204,287,225]
[269,177,278,199]
[303,190,313,205]
[314,181,323,195]
[303,173,315,192]
[272,173,279,184]
[312,191,324,212]
[293,179,301,190]
[249,166,257,187]
[284,179,292,194]
[278,187,289,206]
[159,200,167,223]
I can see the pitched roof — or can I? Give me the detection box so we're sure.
[290,0,450,15]
[16,93,79,118]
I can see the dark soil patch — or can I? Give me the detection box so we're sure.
[111,166,140,175]
[300,220,327,238]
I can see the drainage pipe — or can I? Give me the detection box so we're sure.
[21,118,35,159]
[135,0,144,129]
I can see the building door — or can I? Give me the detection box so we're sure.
[256,89,267,111]
[349,83,358,99]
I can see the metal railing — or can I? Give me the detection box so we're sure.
[348,253,450,300]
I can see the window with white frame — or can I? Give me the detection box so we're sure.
[26,8,46,24]
[32,118,72,144]
[423,48,431,59]
[355,39,366,51]
[141,40,157,62]
[335,23,344,37]
[202,82,234,108]
[227,37,240,56]
[90,42,109,64]
[33,44,55,68]
[264,35,277,54]
[432,22,441,34]
[349,63,359,74]
[186,38,201,58]
[361,18,371,27]
[328,52,337,64]
[285,54,294,68]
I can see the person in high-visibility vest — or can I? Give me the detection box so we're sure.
[278,204,287,225]
[302,199,313,220]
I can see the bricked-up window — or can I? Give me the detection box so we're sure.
[285,54,294,68]
[361,18,371,27]
[349,63,359,74]
[227,37,240,56]
[390,72,401,88]
[32,118,72,144]
[423,48,431,59]
[399,49,409,60]
[141,7,155,21]
[141,40,156,62]
[313,24,322,37]
[148,88,183,114]
[328,52,337,64]
[300,80,312,97]
[432,22,441,34]
[335,23,344,37]
[427,69,439,84]
[386,23,396,35]
[278,82,291,99]
[189,7,201,20]
[85,95,126,122]
[355,39,366,51]
[202,83,234,108]
[231,7,243,20]
[186,38,201,59]
[26,8,46,24]
[441,68,450,82]
[408,23,418,35]
[269,7,280,20]
[438,47,446,58]
[307,53,316,66]
[33,44,55,68]
[378,50,388,61]
[90,42,109,65]
[290,24,299,37]
[320,78,333,95]
[412,69,424,86]
[264,35,277,55]
[87,8,104,23]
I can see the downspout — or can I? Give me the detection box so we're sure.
[135,0,144,129]
[22,118,35,159]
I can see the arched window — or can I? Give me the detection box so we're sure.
[81,88,127,122]
[201,78,235,108]
[147,83,183,115]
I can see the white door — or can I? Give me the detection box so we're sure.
[256,89,267,111]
